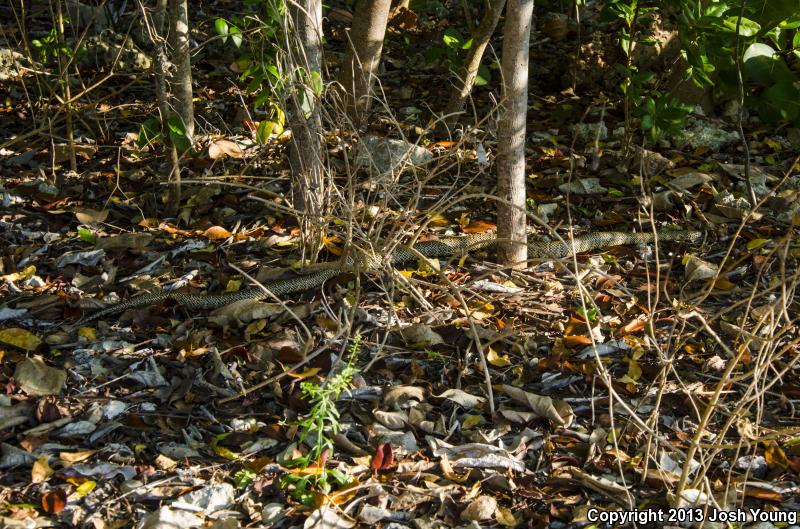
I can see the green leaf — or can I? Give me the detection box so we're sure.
[722,16,760,36]
[234,468,257,489]
[743,42,794,85]
[256,120,275,144]
[758,80,800,122]
[78,228,96,244]
[310,70,323,97]
[475,63,491,86]
[167,115,192,153]
[137,118,162,149]
[299,91,313,119]
[577,306,598,321]
[215,18,229,39]
[230,26,243,48]
[265,64,280,80]
[442,28,463,48]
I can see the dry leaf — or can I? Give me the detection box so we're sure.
[32,456,53,483]
[204,226,233,240]
[74,208,109,225]
[460,495,497,522]
[14,356,66,396]
[0,327,42,351]
[498,384,574,427]
[463,220,496,234]
[41,489,67,514]
[208,139,244,159]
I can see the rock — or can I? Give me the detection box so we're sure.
[734,455,767,479]
[558,177,607,195]
[679,117,739,151]
[170,483,235,514]
[0,48,26,81]
[572,122,608,144]
[79,33,152,71]
[138,507,203,529]
[356,136,433,176]
[541,13,579,41]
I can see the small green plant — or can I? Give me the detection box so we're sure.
[214,1,287,142]
[605,0,692,144]
[31,28,73,63]
[280,334,362,504]
[234,468,257,490]
[424,28,491,86]
[669,0,800,124]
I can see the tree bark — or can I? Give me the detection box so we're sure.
[442,0,506,130]
[339,0,392,122]
[496,0,532,269]
[168,0,194,143]
[287,0,326,262]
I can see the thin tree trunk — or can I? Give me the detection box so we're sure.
[168,0,194,143]
[339,0,392,122]
[53,0,76,191]
[151,0,181,213]
[442,0,506,130]
[496,0,532,269]
[287,0,326,262]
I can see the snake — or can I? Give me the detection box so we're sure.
[69,230,702,328]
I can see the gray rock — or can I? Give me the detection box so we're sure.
[356,136,433,176]
[572,122,608,144]
[679,118,740,151]
[0,48,26,81]
[79,34,152,71]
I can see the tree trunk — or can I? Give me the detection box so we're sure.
[287,0,326,262]
[339,0,392,122]
[168,0,194,143]
[496,0,532,269]
[442,0,506,130]
[152,0,182,213]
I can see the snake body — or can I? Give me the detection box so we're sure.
[71,230,702,327]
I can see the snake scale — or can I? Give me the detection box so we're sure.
[70,230,702,327]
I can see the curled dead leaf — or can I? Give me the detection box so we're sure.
[498,384,574,427]
[208,139,244,159]
[74,208,109,225]
[204,226,233,240]
[41,489,67,514]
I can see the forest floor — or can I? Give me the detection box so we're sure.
[1,1,799,528]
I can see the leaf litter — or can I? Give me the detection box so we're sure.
[2,5,800,529]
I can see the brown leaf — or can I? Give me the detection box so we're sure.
[498,384,574,427]
[563,335,593,347]
[32,456,53,483]
[36,399,61,423]
[462,220,496,234]
[74,208,108,225]
[208,139,244,159]
[389,6,417,29]
[41,489,67,514]
[617,317,646,336]
[741,485,784,502]
[764,440,790,470]
[371,443,394,471]
[204,226,233,240]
